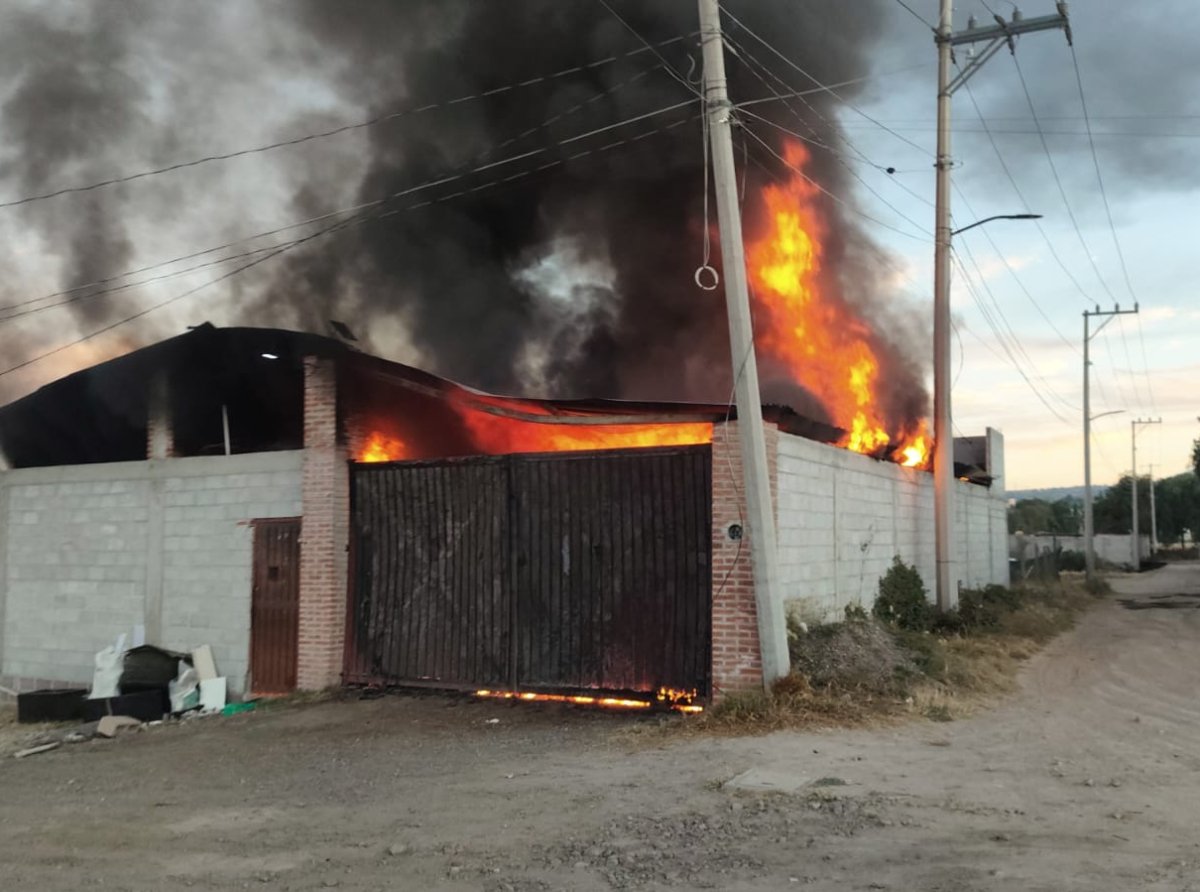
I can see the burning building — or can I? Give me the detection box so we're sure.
[0,324,1006,704]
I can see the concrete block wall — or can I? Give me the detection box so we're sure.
[0,452,302,696]
[776,431,1008,623]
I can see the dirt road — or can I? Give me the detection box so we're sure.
[3,566,1199,891]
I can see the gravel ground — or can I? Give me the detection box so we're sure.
[2,565,1199,891]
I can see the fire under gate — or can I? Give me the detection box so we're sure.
[344,445,713,701]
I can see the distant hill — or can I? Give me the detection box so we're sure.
[1007,486,1104,502]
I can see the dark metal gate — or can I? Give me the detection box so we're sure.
[344,445,712,698]
[250,517,301,693]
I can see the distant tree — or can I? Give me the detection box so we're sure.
[1193,438,1200,478]
[1007,496,1081,535]
[1095,473,1200,546]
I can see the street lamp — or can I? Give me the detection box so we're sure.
[934,211,1042,611]
[951,214,1043,237]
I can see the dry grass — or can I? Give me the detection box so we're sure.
[678,575,1102,736]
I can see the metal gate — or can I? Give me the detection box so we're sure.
[250,518,302,693]
[344,445,712,698]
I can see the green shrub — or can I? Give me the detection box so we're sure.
[958,584,1025,630]
[872,556,933,632]
[844,603,869,623]
[890,627,947,679]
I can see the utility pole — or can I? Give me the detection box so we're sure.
[1082,304,1137,580]
[932,2,1071,610]
[1130,417,1161,571]
[1148,463,1158,554]
[696,0,789,685]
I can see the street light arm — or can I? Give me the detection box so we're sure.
[1089,409,1125,422]
[951,213,1042,237]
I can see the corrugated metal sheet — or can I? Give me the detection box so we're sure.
[345,446,711,698]
[250,518,301,693]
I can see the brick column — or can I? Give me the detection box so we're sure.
[297,357,349,689]
[710,420,780,698]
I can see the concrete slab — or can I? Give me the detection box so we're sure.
[723,767,811,794]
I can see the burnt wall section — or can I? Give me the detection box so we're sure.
[0,326,338,468]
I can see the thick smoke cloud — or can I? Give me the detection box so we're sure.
[0,0,932,438]
[262,0,927,431]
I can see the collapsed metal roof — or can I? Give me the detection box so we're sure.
[0,324,844,469]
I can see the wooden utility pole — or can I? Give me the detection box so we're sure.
[696,0,788,684]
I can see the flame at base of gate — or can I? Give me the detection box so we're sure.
[475,687,703,714]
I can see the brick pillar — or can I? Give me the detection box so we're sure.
[297,357,349,690]
[147,371,173,459]
[710,420,780,699]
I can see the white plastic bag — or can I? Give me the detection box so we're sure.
[89,634,126,699]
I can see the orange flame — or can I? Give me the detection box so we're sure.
[747,141,929,468]
[460,410,713,456]
[474,687,703,714]
[358,431,409,463]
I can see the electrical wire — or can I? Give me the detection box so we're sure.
[893,0,936,30]
[954,236,1079,416]
[0,107,703,375]
[739,124,931,243]
[1069,44,1159,415]
[1,94,696,323]
[952,250,1074,426]
[1,63,667,319]
[0,33,697,212]
[1009,52,1146,411]
[595,0,701,99]
[719,4,934,158]
[719,28,938,223]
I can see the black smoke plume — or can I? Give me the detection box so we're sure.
[262,0,927,433]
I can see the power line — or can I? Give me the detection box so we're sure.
[0,107,702,375]
[892,0,936,30]
[954,237,1079,416]
[1009,52,1145,411]
[715,32,934,232]
[1069,44,1158,415]
[0,34,696,212]
[0,63,669,317]
[595,1,702,99]
[951,182,1077,356]
[952,250,1074,426]
[738,124,931,242]
[718,5,934,158]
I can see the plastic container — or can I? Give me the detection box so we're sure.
[16,689,87,723]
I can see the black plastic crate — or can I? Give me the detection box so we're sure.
[82,689,168,723]
[16,688,87,723]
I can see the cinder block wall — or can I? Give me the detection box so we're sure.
[0,453,302,696]
[776,431,1008,624]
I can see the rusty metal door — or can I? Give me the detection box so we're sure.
[250,518,301,693]
[345,446,712,698]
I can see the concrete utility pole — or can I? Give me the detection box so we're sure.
[932,2,1071,610]
[1082,305,1138,579]
[1130,417,1161,571]
[1148,463,1158,553]
[696,0,789,685]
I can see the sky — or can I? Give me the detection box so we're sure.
[0,0,1194,491]
[840,0,1200,490]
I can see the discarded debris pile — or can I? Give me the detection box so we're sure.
[12,634,254,758]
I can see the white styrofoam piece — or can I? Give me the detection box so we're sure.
[200,677,227,712]
[192,645,218,682]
